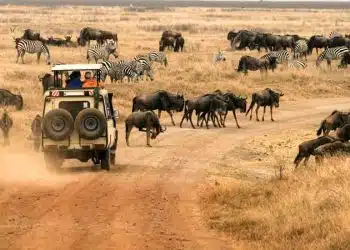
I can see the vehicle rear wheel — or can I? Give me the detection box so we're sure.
[75,108,106,140]
[44,151,63,171]
[100,150,110,171]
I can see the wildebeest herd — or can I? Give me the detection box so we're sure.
[1,25,350,169]
[228,29,350,74]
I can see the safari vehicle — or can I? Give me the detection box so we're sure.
[41,64,118,171]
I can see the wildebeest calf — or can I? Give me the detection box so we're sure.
[294,135,338,168]
[125,111,167,147]
[316,110,350,136]
[0,111,13,146]
[246,88,284,122]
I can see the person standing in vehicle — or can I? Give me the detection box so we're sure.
[66,71,82,88]
[82,71,98,88]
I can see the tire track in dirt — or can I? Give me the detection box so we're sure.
[0,98,349,249]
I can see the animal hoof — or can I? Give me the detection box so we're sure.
[271,119,275,122]
[147,144,152,147]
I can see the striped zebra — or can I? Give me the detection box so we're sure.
[261,50,289,65]
[213,51,226,64]
[293,39,308,60]
[16,39,51,64]
[147,51,168,66]
[329,31,342,39]
[87,41,118,63]
[133,56,154,81]
[101,60,138,83]
[287,59,307,70]
[316,46,350,67]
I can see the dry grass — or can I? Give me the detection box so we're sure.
[202,161,350,250]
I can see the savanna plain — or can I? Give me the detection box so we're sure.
[0,5,350,250]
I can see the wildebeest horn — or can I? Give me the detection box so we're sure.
[280,92,284,96]
[161,125,167,132]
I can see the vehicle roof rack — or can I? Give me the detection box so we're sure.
[51,64,102,72]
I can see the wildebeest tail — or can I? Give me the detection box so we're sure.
[164,56,168,67]
[317,120,326,136]
[245,94,256,116]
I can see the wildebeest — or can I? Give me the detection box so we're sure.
[39,73,56,93]
[219,92,247,128]
[174,36,185,52]
[132,90,184,126]
[22,29,41,41]
[294,136,338,168]
[125,110,167,147]
[0,89,23,110]
[0,110,13,146]
[227,31,238,41]
[314,141,350,164]
[246,88,284,122]
[46,36,73,47]
[31,114,42,151]
[161,30,182,39]
[237,55,277,75]
[307,35,328,55]
[336,123,350,141]
[180,93,228,129]
[316,110,350,136]
[78,27,118,46]
[339,51,350,68]
[159,36,175,51]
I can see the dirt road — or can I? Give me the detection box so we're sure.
[0,98,349,250]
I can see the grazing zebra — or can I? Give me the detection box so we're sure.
[261,50,289,65]
[16,39,51,64]
[213,51,226,64]
[293,39,308,60]
[87,41,118,63]
[287,59,307,69]
[316,46,350,67]
[0,110,13,146]
[147,51,168,66]
[329,31,342,39]
[133,57,154,81]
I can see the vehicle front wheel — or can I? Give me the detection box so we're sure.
[100,150,110,171]
[44,151,63,171]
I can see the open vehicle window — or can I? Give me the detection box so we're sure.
[59,101,90,119]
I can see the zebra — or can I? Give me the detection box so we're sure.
[16,39,51,64]
[329,31,342,39]
[293,39,308,60]
[213,51,226,64]
[133,56,154,81]
[287,59,307,70]
[87,41,118,63]
[261,50,289,65]
[316,46,350,67]
[147,51,168,66]
[0,110,13,146]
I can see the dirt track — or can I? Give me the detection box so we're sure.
[0,97,349,250]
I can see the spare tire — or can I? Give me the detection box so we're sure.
[42,109,74,141]
[75,108,106,140]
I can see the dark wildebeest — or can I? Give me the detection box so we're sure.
[316,110,350,136]
[219,92,247,128]
[237,55,277,75]
[132,90,184,126]
[159,36,175,51]
[22,29,41,40]
[125,110,167,147]
[161,30,182,39]
[0,111,13,146]
[30,114,42,151]
[280,35,295,51]
[307,35,328,55]
[314,141,350,164]
[294,136,338,168]
[339,51,350,68]
[46,36,73,47]
[180,94,227,129]
[0,89,23,110]
[231,30,257,50]
[174,36,185,52]
[246,88,284,122]
[327,36,350,48]
[336,123,350,142]
[78,27,118,46]
[227,31,238,45]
